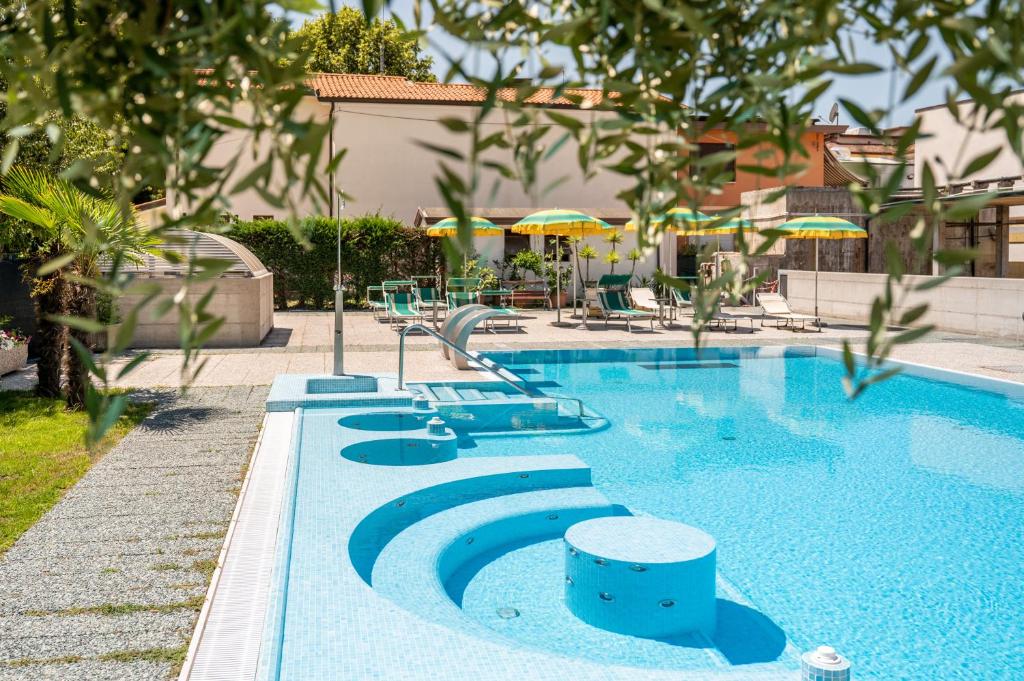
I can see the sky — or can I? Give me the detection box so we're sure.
[286,1,954,127]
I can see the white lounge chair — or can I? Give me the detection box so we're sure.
[629,287,659,313]
[757,292,820,331]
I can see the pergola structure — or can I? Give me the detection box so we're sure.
[883,179,1024,278]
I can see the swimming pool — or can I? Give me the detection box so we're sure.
[258,346,1024,680]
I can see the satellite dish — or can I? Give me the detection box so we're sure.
[828,102,840,125]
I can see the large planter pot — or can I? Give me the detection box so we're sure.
[0,344,28,376]
[548,291,569,308]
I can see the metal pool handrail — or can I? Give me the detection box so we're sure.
[396,323,535,397]
[396,324,591,420]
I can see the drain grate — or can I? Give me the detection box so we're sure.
[639,362,739,371]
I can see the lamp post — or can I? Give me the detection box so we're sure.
[333,194,345,376]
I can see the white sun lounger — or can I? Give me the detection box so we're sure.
[756,292,820,331]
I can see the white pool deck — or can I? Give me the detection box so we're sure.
[2,309,1016,392]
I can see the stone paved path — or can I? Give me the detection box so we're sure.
[0,386,268,681]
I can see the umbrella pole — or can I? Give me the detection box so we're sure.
[814,237,819,322]
[572,239,578,324]
[555,234,562,324]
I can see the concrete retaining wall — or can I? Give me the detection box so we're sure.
[122,273,274,348]
[780,269,1024,338]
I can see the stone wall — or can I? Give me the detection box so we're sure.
[742,186,929,278]
[122,273,274,348]
[780,269,1024,338]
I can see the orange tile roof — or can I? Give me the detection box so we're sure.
[307,73,611,109]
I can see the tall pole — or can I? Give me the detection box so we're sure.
[555,234,561,324]
[333,193,345,375]
[814,237,819,321]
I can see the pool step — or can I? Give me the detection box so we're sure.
[371,486,620,636]
[412,384,518,403]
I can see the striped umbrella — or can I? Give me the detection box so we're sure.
[625,208,713,277]
[772,215,867,320]
[426,216,503,273]
[511,209,613,325]
[624,207,712,232]
[425,216,503,237]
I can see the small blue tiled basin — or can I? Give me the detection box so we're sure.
[338,411,427,432]
[341,437,457,466]
[306,375,378,394]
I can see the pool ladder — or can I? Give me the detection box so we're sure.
[396,323,587,419]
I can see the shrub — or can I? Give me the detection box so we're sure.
[226,215,442,309]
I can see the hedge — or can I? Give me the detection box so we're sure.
[226,215,442,310]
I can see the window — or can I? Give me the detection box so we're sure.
[696,142,736,182]
[504,234,531,260]
[253,214,274,221]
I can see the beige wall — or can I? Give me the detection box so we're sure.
[168,97,669,279]
[120,274,274,348]
[780,269,1024,338]
[915,93,1024,185]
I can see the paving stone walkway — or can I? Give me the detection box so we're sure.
[0,386,268,681]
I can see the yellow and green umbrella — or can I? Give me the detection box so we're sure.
[425,216,503,237]
[696,216,755,236]
[625,207,712,232]
[426,216,503,272]
[772,215,867,320]
[511,209,612,324]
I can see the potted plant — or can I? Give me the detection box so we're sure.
[0,317,30,376]
[543,246,572,307]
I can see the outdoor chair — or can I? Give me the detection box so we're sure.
[479,288,522,332]
[670,285,695,316]
[630,286,677,327]
[596,290,655,332]
[630,287,660,313]
[446,290,480,309]
[366,284,397,321]
[414,285,447,321]
[756,292,821,331]
[385,291,425,330]
[706,309,758,332]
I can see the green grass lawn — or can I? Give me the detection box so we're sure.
[0,391,152,555]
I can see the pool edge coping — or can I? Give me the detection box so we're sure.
[178,411,297,681]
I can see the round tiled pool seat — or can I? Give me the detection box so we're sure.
[564,516,716,638]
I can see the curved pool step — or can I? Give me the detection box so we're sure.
[371,486,622,643]
[348,462,595,584]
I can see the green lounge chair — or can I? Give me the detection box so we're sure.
[446,290,480,309]
[596,289,655,332]
[367,284,397,321]
[385,291,424,329]
[479,288,522,331]
[670,286,694,316]
[415,285,447,321]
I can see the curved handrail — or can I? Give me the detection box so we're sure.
[397,323,534,398]
[397,324,591,420]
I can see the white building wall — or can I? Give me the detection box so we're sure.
[914,93,1024,185]
[169,97,668,279]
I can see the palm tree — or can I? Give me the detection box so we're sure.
[627,247,644,280]
[603,229,623,274]
[579,245,598,285]
[0,168,152,409]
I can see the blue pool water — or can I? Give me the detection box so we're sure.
[457,347,1024,679]
[266,347,1024,681]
